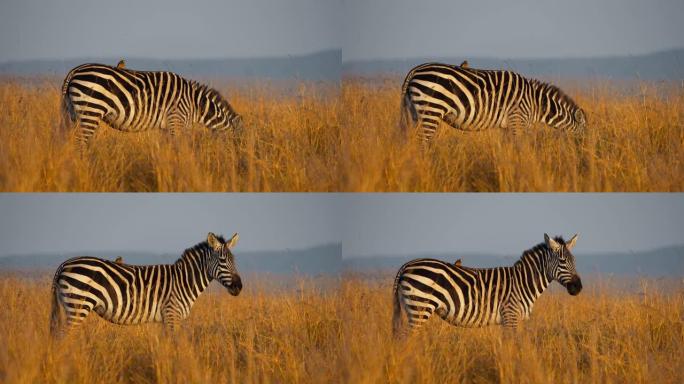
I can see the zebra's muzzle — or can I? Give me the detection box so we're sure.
[227,275,242,296]
[566,276,582,296]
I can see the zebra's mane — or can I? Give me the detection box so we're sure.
[514,236,566,267]
[529,79,579,109]
[195,82,233,111]
[174,235,226,265]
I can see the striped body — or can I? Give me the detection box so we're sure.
[392,234,582,335]
[400,63,586,142]
[61,63,242,147]
[50,233,241,336]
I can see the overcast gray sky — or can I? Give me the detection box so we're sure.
[0,194,681,258]
[343,0,684,61]
[340,194,684,257]
[0,0,341,61]
[0,194,341,255]
[2,1,681,63]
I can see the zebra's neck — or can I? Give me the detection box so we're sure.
[194,84,236,130]
[528,80,546,124]
[172,246,212,302]
[511,245,552,307]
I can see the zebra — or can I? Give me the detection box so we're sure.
[392,234,582,336]
[61,63,243,148]
[50,232,242,337]
[400,62,586,142]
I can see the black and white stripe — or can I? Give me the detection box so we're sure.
[400,62,587,142]
[50,233,242,336]
[392,234,582,335]
[61,63,243,147]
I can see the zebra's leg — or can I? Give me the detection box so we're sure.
[416,118,440,145]
[162,305,181,332]
[501,304,522,330]
[403,296,436,333]
[74,117,102,152]
[503,108,530,138]
[58,296,96,336]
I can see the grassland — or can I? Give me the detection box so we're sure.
[341,79,684,191]
[0,80,341,192]
[0,78,682,191]
[1,274,682,383]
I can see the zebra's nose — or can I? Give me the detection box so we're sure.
[228,275,242,296]
[567,276,582,296]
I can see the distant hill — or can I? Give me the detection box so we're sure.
[343,245,684,277]
[0,50,341,81]
[2,243,681,277]
[342,49,684,81]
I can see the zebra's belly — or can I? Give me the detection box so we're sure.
[104,114,166,133]
[442,309,503,327]
[97,303,165,325]
[442,110,505,132]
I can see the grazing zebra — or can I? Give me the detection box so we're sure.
[400,62,586,142]
[61,63,243,147]
[392,234,582,336]
[50,232,242,337]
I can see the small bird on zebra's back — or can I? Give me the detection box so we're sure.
[61,62,243,149]
[50,232,243,338]
[393,233,582,336]
[114,256,124,264]
[400,62,587,143]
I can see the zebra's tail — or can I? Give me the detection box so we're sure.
[49,265,65,338]
[59,70,77,139]
[398,86,418,140]
[392,265,406,338]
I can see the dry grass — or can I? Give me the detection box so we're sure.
[0,78,682,191]
[0,80,341,192]
[341,79,684,191]
[1,274,682,383]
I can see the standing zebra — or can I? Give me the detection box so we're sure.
[61,63,243,147]
[392,234,582,336]
[400,63,586,142]
[50,232,242,337]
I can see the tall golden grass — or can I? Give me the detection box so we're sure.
[341,79,684,191]
[0,78,682,191]
[0,80,341,192]
[1,274,682,383]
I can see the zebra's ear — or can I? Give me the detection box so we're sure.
[207,232,223,251]
[566,234,578,250]
[226,233,239,249]
[544,233,561,252]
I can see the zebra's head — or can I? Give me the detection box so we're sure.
[198,85,244,134]
[549,105,586,135]
[206,232,242,296]
[544,233,582,296]
[541,84,586,134]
